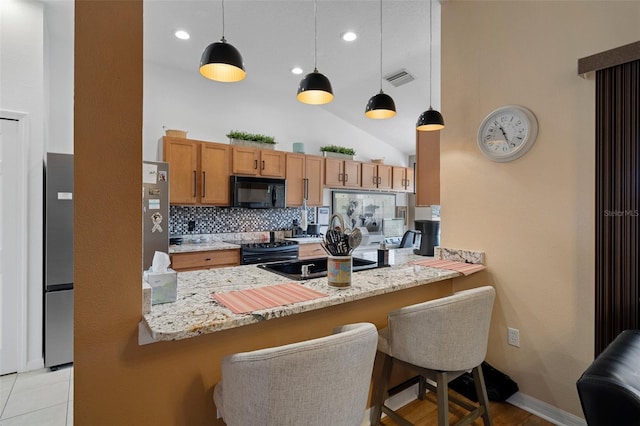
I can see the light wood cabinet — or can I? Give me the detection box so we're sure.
[232,147,286,178]
[201,143,231,204]
[286,154,324,207]
[163,137,231,205]
[324,157,361,188]
[392,166,415,193]
[170,249,240,272]
[298,243,327,260]
[362,163,392,190]
[416,130,440,205]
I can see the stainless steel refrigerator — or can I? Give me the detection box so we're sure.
[44,153,74,368]
[142,161,169,271]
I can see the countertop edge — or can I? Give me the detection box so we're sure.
[141,252,461,343]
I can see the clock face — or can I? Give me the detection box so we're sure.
[477,105,538,162]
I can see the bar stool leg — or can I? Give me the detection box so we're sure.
[370,353,393,426]
[436,371,450,426]
[472,365,493,426]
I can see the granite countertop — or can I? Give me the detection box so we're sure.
[141,249,459,343]
[284,237,324,244]
[169,241,241,254]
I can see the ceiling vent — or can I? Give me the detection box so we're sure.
[384,69,415,87]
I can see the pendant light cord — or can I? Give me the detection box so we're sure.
[428,0,433,108]
[379,0,383,92]
[221,0,226,42]
[314,0,318,71]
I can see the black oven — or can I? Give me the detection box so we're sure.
[239,241,299,265]
[230,176,286,209]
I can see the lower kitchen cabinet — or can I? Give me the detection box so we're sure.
[170,249,240,272]
[298,243,327,260]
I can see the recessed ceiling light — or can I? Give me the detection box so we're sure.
[291,67,304,75]
[174,30,190,40]
[341,31,357,42]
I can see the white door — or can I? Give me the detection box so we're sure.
[0,116,26,375]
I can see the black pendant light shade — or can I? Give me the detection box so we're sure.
[416,106,445,131]
[365,0,395,119]
[365,91,396,119]
[199,37,246,82]
[297,68,334,105]
[417,0,445,131]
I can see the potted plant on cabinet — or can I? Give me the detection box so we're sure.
[227,131,277,150]
[320,145,356,160]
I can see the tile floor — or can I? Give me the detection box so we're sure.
[0,366,73,426]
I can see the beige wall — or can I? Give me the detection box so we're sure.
[442,0,640,416]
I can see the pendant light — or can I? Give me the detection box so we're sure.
[199,0,246,83]
[365,0,396,119]
[297,0,334,105]
[416,0,444,131]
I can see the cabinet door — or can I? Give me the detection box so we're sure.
[377,165,393,190]
[404,166,415,193]
[286,153,305,206]
[232,146,259,175]
[260,150,286,178]
[200,143,231,205]
[361,163,378,189]
[416,130,440,205]
[170,249,240,272]
[324,157,344,187]
[392,166,406,191]
[305,155,324,206]
[343,160,361,188]
[163,138,198,204]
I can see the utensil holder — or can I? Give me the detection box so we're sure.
[327,255,352,288]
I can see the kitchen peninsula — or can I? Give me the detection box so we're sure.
[141,248,478,343]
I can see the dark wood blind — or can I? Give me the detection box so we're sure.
[595,59,640,355]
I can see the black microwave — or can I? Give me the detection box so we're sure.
[230,176,287,208]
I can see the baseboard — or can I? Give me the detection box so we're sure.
[25,357,44,372]
[507,392,586,426]
[363,385,586,426]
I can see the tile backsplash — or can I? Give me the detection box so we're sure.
[169,206,316,235]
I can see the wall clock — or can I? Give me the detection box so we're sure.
[477,105,538,162]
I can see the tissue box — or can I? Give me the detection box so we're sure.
[144,269,177,305]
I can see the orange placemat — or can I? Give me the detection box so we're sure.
[411,259,486,276]
[213,283,328,314]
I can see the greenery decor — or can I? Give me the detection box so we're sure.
[226,130,276,144]
[320,145,356,156]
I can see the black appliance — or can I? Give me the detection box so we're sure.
[414,219,440,256]
[234,240,299,265]
[230,176,286,209]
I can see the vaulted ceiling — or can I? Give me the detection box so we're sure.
[44,0,442,155]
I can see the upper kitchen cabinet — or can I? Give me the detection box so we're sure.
[162,137,231,205]
[392,166,415,193]
[232,146,286,178]
[325,158,361,188]
[416,130,440,205]
[286,153,324,207]
[362,163,392,190]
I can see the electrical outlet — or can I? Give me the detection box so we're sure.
[508,327,520,347]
